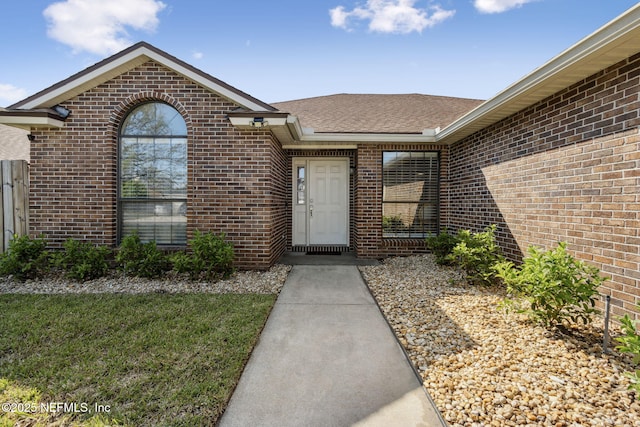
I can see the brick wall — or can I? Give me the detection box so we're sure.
[449,53,640,318]
[356,143,450,258]
[30,60,285,269]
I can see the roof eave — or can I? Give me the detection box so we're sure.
[0,110,66,128]
[436,3,640,145]
[10,42,275,112]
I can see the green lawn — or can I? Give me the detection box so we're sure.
[0,293,275,426]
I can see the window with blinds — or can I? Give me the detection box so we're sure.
[382,151,439,238]
[118,102,187,245]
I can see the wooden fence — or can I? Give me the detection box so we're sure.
[1,160,29,252]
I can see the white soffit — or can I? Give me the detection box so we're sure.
[0,115,65,128]
[437,3,640,144]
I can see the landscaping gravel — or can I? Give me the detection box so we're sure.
[3,257,639,426]
[0,264,291,295]
[360,254,640,427]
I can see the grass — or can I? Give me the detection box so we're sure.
[0,293,276,426]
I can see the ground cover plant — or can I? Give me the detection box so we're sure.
[0,293,275,426]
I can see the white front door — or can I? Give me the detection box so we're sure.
[292,158,349,246]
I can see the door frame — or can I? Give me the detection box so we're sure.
[291,157,350,248]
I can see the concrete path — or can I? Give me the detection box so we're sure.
[218,265,445,427]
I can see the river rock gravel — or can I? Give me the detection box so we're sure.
[0,264,291,295]
[360,254,640,427]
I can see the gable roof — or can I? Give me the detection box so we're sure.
[271,94,483,134]
[8,42,275,113]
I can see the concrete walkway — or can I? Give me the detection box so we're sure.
[218,265,445,427]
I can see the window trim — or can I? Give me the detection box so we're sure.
[382,150,440,239]
[117,101,188,246]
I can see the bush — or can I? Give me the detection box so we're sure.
[54,239,111,281]
[116,234,170,279]
[425,230,460,265]
[446,224,504,285]
[0,234,50,281]
[494,242,605,328]
[616,307,640,398]
[172,230,234,280]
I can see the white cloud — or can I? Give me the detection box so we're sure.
[0,84,27,105]
[474,0,535,14]
[192,51,204,60]
[330,0,455,34]
[43,0,166,56]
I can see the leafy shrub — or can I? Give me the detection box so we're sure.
[172,230,234,280]
[0,234,50,281]
[616,307,640,398]
[116,233,170,279]
[54,238,111,281]
[425,230,460,265]
[446,224,504,285]
[494,242,605,328]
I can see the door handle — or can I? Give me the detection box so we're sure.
[310,206,313,217]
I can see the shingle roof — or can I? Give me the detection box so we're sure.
[0,124,29,161]
[271,93,484,134]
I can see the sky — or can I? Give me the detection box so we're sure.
[0,0,638,106]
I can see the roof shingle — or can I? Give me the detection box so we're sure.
[271,93,484,134]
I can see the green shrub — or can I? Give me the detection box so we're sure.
[172,230,234,280]
[616,307,640,398]
[54,238,111,281]
[425,230,460,265]
[446,224,504,285]
[0,234,50,281]
[494,242,605,328]
[116,234,170,279]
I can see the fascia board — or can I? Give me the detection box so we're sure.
[298,132,436,144]
[18,52,148,109]
[0,116,65,128]
[140,48,270,111]
[436,3,640,144]
[17,45,271,111]
[227,116,288,127]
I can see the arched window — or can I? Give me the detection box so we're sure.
[118,102,187,245]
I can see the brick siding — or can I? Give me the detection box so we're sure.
[449,53,640,318]
[30,60,286,269]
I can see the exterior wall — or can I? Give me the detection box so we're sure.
[30,60,286,269]
[449,53,640,318]
[356,143,450,259]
